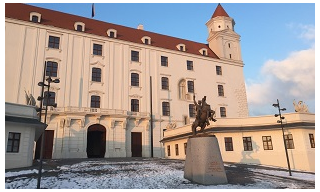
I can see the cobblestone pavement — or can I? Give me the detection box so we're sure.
[5,158,315,189]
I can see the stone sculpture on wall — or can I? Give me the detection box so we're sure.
[24,90,36,106]
[293,99,309,113]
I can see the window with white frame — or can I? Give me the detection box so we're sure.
[30,12,41,23]
[107,29,117,38]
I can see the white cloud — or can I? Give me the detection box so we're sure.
[298,24,315,41]
[246,48,315,116]
[286,23,315,43]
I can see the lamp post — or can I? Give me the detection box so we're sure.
[272,99,292,176]
[36,69,60,188]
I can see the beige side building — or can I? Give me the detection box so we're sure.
[5,3,249,159]
[162,112,315,172]
[5,102,46,169]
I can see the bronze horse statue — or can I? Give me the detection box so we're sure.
[191,95,216,136]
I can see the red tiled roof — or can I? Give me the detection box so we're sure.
[211,3,229,18]
[5,3,219,59]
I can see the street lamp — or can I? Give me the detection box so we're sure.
[272,99,292,176]
[36,62,60,189]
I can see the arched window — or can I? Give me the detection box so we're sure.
[29,12,41,23]
[74,22,85,32]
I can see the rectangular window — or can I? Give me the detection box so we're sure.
[187,81,194,93]
[218,85,224,96]
[92,67,101,82]
[184,143,187,155]
[175,144,179,156]
[131,99,139,112]
[131,50,139,62]
[284,134,295,149]
[109,31,115,38]
[131,73,140,87]
[93,43,102,56]
[144,39,149,45]
[162,102,170,116]
[187,60,193,70]
[91,95,100,108]
[7,132,21,153]
[43,91,56,106]
[262,136,273,150]
[224,137,233,151]
[161,77,169,90]
[189,104,196,118]
[46,61,58,77]
[76,25,83,32]
[309,134,315,148]
[31,15,38,23]
[48,35,60,49]
[243,137,253,151]
[167,145,171,156]
[220,107,226,118]
[216,66,222,75]
[161,56,168,67]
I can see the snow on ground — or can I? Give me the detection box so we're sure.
[247,168,315,182]
[5,159,315,189]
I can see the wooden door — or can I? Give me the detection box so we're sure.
[35,130,54,159]
[131,132,142,157]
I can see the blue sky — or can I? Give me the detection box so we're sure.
[26,2,316,116]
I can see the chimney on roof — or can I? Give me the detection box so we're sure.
[137,24,144,30]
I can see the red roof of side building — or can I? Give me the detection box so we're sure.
[5,3,219,59]
[211,3,229,18]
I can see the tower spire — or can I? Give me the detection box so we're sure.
[211,3,229,18]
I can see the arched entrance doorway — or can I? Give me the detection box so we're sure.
[87,124,106,158]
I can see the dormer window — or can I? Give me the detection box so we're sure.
[177,44,186,52]
[109,31,115,38]
[76,25,83,32]
[199,48,208,56]
[31,15,38,23]
[141,36,151,45]
[74,22,85,32]
[107,29,117,38]
[29,12,41,23]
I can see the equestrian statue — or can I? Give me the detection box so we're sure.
[191,95,216,136]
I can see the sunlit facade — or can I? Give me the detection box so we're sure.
[5,3,249,159]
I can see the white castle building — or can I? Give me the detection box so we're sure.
[5,3,314,171]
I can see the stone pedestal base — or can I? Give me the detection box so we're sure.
[184,135,228,185]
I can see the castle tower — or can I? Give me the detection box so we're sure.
[206,3,242,61]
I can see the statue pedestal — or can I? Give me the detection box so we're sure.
[184,135,228,185]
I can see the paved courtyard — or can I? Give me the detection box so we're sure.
[5,158,315,189]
